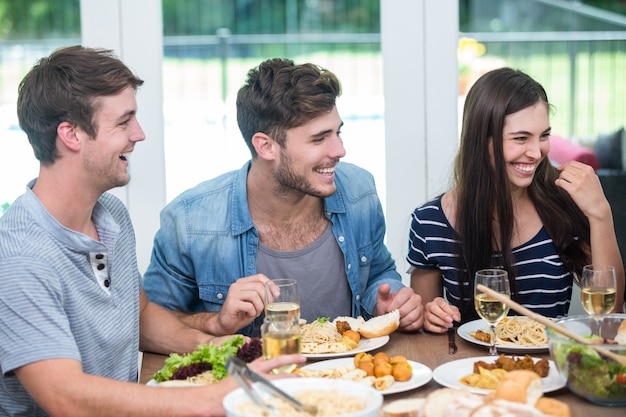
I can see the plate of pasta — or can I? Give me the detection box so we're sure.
[299,317,390,359]
[457,317,549,353]
[302,335,390,359]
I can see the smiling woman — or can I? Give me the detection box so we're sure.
[408,67,625,333]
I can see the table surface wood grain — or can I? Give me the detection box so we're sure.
[139,330,626,416]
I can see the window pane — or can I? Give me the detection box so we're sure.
[0,0,80,212]
[161,0,386,204]
[458,0,626,139]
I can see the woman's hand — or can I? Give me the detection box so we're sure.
[423,297,461,333]
[555,161,611,221]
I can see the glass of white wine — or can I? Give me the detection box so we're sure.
[262,279,302,373]
[580,264,617,316]
[474,269,511,356]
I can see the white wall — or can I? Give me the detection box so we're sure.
[80,0,165,273]
[381,1,459,284]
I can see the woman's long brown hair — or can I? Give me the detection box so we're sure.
[453,68,590,317]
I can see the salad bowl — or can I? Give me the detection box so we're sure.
[548,314,626,406]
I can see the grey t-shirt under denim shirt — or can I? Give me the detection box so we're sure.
[257,223,351,325]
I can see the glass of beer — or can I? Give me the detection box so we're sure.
[474,269,510,356]
[261,316,301,373]
[264,278,301,322]
[262,279,302,372]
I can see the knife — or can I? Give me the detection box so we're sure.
[448,322,459,354]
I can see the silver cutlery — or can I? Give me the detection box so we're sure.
[226,356,318,416]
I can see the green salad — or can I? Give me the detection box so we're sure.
[554,342,626,401]
[152,336,245,383]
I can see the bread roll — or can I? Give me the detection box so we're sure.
[333,310,400,338]
[425,389,552,417]
[493,370,542,406]
[382,398,424,417]
[358,309,400,338]
[421,388,483,417]
[534,397,571,417]
[392,386,569,417]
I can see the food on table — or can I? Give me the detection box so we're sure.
[293,351,413,391]
[293,365,378,387]
[381,398,425,417]
[333,309,400,339]
[385,371,570,417]
[301,310,399,354]
[534,397,572,417]
[492,370,542,406]
[459,367,508,389]
[392,362,413,382]
[373,351,390,365]
[236,389,366,416]
[553,341,626,403]
[374,360,393,378]
[374,375,396,390]
[546,315,626,405]
[152,336,261,386]
[335,318,358,335]
[342,329,361,344]
[474,354,550,377]
[459,354,550,389]
[470,317,548,347]
[300,317,356,354]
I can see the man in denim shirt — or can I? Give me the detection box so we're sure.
[144,58,424,337]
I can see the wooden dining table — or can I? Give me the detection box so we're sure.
[139,329,625,416]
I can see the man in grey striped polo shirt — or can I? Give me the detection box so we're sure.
[0,45,302,417]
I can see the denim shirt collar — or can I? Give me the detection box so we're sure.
[230,162,255,236]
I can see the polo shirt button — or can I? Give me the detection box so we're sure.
[97,264,105,270]
[104,280,110,288]
[95,254,104,260]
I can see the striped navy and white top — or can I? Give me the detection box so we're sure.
[406,195,573,320]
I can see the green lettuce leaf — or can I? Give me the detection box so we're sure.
[152,335,245,382]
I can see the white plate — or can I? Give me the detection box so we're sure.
[457,318,549,354]
[301,357,432,395]
[432,356,565,395]
[302,335,390,359]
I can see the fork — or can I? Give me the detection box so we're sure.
[226,356,318,416]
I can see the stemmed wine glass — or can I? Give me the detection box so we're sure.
[262,279,302,373]
[474,269,511,356]
[580,264,617,335]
